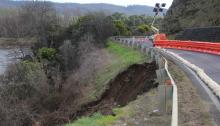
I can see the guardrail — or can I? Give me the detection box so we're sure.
[113,36,178,126]
[160,50,178,126]
[152,48,178,126]
[154,34,220,55]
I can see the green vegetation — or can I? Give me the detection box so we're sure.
[38,47,57,60]
[110,13,162,36]
[113,20,130,36]
[66,108,127,126]
[106,41,147,65]
[137,24,150,34]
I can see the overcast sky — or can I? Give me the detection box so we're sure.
[45,0,173,8]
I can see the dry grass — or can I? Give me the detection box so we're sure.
[111,88,171,126]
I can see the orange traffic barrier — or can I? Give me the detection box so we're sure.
[154,34,220,55]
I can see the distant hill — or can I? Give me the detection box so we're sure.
[0,0,167,16]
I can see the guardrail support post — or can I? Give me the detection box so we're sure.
[129,40,132,47]
[141,44,146,53]
[156,55,172,114]
[158,84,173,114]
[145,48,150,54]
[150,50,156,62]
[132,36,135,48]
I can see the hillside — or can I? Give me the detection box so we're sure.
[162,0,220,34]
[0,0,166,16]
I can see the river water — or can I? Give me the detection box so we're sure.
[0,48,31,75]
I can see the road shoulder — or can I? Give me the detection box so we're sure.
[168,60,215,126]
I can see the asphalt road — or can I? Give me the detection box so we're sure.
[167,49,220,85]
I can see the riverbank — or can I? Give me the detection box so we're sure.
[0,37,36,48]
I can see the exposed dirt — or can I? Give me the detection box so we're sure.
[70,61,157,120]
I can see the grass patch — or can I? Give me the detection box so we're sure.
[106,41,147,65]
[66,108,127,126]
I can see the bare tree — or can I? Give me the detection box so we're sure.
[59,40,77,73]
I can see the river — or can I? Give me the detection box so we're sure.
[0,48,31,74]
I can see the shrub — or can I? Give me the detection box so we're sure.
[137,24,150,34]
[38,47,57,60]
[113,20,129,36]
[1,61,48,100]
[0,61,49,125]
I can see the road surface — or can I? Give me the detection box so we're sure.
[168,49,220,85]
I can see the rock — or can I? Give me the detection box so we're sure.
[144,118,148,121]
[134,121,139,125]
[22,55,33,61]
[149,109,161,116]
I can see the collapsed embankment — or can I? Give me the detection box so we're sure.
[66,61,157,124]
